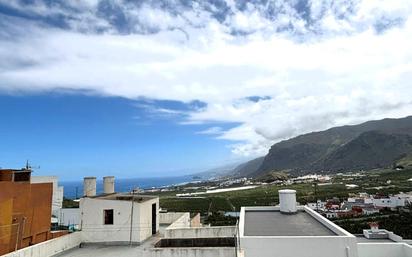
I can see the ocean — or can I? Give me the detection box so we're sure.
[60,175,194,199]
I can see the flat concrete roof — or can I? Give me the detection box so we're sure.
[56,244,144,257]
[92,193,158,203]
[244,210,337,236]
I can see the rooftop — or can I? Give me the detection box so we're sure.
[91,193,158,203]
[243,209,337,236]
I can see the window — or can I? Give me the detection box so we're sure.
[104,209,114,225]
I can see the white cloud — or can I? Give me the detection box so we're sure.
[197,126,224,135]
[1,0,412,157]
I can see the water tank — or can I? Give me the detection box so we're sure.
[279,189,297,214]
[83,177,96,197]
[103,176,115,194]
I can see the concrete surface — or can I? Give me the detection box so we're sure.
[159,213,188,225]
[1,232,81,257]
[164,213,190,229]
[239,206,359,257]
[358,243,412,257]
[164,226,236,239]
[54,233,160,257]
[244,210,336,236]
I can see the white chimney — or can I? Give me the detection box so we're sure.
[83,177,97,197]
[279,189,297,214]
[369,222,379,233]
[103,176,115,194]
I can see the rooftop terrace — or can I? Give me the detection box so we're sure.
[91,193,158,203]
[243,209,337,236]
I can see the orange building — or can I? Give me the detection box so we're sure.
[0,168,52,255]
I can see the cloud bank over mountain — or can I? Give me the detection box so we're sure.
[1,0,412,156]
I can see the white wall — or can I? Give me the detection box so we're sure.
[143,247,236,257]
[164,226,236,239]
[159,212,189,225]
[138,198,159,242]
[31,176,64,217]
[58,208,81,226]
[166,213,191,229]
[358,243,412,257]
[240,237,358,257]
[80,197,158,244]
[0,232,81,257]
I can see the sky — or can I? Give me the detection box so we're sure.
[1,0,412,180]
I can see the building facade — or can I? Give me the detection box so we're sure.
[79,176,159,245]
[0,169,53,255]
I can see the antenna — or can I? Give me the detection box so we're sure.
[25,160,40,170]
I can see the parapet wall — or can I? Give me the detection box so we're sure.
[143,247,236,257]
[164,226,236,239]
[162,213,191,229]
[357,243,412,257]
[190,213,201,228]
[0,232,81,257]
[159,212,190,225]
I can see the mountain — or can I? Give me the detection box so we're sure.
[231,157,265,178]
[252,116,412,177]
[191,162,241,180]
[311,131,412,172]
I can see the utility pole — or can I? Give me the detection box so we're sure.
[129,191,135,246]
[314,179,319,212]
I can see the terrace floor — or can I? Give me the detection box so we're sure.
[244,210,337,236]
[55,226,169,257]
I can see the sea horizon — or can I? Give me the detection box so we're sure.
[60,175,195,199]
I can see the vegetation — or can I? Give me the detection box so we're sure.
[160,168,412,213]
[160,197,210,213]
[334,204,412,239]
[63,197,79,208]
[204,212,238,226]
[256,171,288,183]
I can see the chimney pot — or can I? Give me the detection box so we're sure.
[103,176,115,194]
[279,189,297,214]
[83,177,97,197]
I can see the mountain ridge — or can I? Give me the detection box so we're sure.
[230,116,412,178]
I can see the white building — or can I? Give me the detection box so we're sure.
[307,200,326,211]
[372,195,408,209]
[31,176,64,217]
[79,176,159,245]
[58,208,81,227]
[239,189,359,257]
[362,207,380,215]
[325,211,338,219]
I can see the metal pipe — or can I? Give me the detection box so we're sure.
[129,191,135,246]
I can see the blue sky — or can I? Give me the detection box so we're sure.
[1,1,412,179]
[0,93,242,179]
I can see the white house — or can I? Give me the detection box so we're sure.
[239,189,359,257]
[79,176,159,245]
[372,195,409,209]
[307,200,326,211]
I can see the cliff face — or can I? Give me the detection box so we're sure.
[247,116,412,177]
